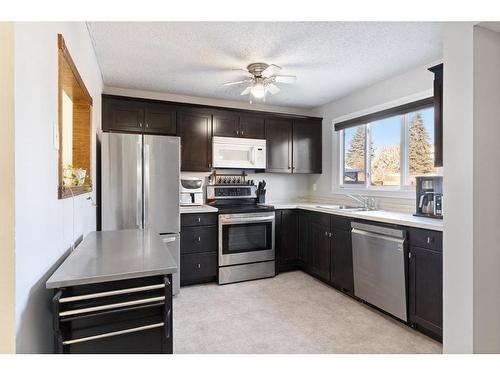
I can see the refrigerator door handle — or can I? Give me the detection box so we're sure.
[144,143,151,228]
[136,140,142,228]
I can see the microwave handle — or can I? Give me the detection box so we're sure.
[250,147,256,165]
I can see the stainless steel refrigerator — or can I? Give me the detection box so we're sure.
[101,133,181,295]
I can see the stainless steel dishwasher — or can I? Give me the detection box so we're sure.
[351,222,407,321]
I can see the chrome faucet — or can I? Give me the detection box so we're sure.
[345,194,376,210]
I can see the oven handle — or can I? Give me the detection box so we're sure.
[219,216,275,225]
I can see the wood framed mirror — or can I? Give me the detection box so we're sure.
[58,34,93,199]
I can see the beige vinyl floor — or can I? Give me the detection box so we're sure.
[173,270,442,354]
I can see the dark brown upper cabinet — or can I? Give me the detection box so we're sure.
[103,98,145,133]
[428,64,443,168]
[239,115,265,139]
[292,120,322,174]
[103,97,176,135]
[102,95,323,174]
[144,102,177,135]
[177,110,213,172]
[212,112,239,137]
[265,118,322,174]
[213,112,265,139]
[265,118,293,173]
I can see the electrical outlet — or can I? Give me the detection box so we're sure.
[53,123,59,150]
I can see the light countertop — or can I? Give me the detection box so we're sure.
[267,202,443,231]
[180,205,218,214]
[46,229,178,289]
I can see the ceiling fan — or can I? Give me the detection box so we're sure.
[223,62,296,102]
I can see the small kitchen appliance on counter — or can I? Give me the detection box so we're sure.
[414,175,443,219]
[180,177,203,206]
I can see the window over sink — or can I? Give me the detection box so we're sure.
[337,98,437,192]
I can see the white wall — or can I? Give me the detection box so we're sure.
[14,22,103,353]
[309,62,437,212]
[0,22,16,354]
[472,25,500,353]
[442,22,475,354]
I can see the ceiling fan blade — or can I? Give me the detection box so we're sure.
[240,86,251,95]
[274,75,296,83]
[266,83,280,95]
[261,64,281,78]
[223,79,252,86]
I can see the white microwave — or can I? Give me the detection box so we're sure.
[212,136,266,169]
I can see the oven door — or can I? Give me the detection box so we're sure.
[218,212,275,266]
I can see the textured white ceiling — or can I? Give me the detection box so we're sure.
[87,22,444,109]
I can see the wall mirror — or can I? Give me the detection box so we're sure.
[58,34,93,199]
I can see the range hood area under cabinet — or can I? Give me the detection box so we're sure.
[102,95,322,173]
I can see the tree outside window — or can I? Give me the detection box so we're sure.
[341,105,436,189]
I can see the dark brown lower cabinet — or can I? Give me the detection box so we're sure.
[297,211,309,267]
[275,210,300,273]
[180,213,218,286]
[330,228,354,293]
[180,252,217,286]
[278,210,299,270]
[408,245,443,340]
[308,220,331,281]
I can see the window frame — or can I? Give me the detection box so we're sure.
[334,94,435,196]
[57,34,93,199]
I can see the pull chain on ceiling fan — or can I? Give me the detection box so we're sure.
[223,62,296,102]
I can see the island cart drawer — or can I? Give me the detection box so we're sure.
[52,275,173,354]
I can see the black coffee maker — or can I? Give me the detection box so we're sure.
[414,176,443,219]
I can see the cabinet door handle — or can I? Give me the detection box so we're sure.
[197,217,201,222]
[329,232,333,238]
[408,252,412,259]
[146,123,149,128]
[325,231,328,237]
[427,236,432,244]
[197,236,201,242]
[197,263,201,269]
[139,122,143,128]
[241,130,244,136]
[236,130,239,135]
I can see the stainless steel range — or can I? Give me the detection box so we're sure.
[207,183,275,285]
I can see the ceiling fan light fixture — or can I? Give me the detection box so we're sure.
[251,81,265,99]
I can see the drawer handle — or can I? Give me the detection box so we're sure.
[59,296,165,317]
[59,284,165,303]
[62,322,164,345]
